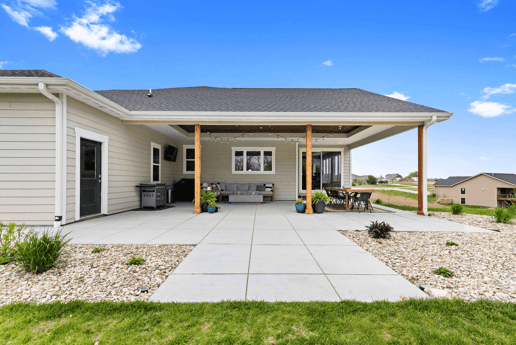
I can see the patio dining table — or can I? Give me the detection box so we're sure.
[326,188,374,211]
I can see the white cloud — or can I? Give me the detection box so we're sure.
[478,0,499,12]
[481,83,516,99]
[0,61,8,69]
[1,0,56,27]
[479,157,490,160]
[35,26,58,41]
[468,101,515,117]
[322,60,333,66]
[60,1,141,55]
[385,92,410,101]
[508,64,516,68]
[510,33,516,37]
[479,57,504,62]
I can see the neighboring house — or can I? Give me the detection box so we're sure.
[385,173,402,181]
[0,70,452,225]
[434,173,516,208]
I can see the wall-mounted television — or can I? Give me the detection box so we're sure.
[164,145,178,162]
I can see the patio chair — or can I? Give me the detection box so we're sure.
[348,192,359,210]
[355,192,373,213]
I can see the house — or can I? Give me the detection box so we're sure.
[0,70,452,226]
[434,173,516,208]
[385,173,402,181]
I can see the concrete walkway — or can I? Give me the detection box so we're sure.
[62,202,488,302]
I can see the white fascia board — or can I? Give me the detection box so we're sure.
[126,111,452,123]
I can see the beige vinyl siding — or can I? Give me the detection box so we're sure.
[0,94,56,225]
[435,175,515,208]
[174,140,297,200]
[66,97,177,222]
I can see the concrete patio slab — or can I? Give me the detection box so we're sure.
[246,275,340,302]
[249,245,323,274]
[146,229,212,245]
[202,230,253,245]
[252,230,303,245]
[93,228,170,244]
[327,275,428,302]
[149,274,247,302]
[296,230,357,245]
[173,244,251,274]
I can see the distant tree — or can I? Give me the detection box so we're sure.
[367,175,377,185]
[407,171,418,178]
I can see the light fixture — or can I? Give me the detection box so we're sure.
[339,126,342,130]
[277,136,279,140]
[260,126,262,129]
[330,133,333,137]
[291,139,294,144]
[234,138,236,142]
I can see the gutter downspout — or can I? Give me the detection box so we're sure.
[39,83,63,227]
[422,116,437,215]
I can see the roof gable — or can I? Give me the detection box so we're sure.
[435,173,516,187]
[0,70,61,78]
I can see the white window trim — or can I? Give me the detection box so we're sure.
[151,142,162,182]
[298,147,344,193]
[231,147,276,174]
[74,127,109,221]
[183,144,196,174]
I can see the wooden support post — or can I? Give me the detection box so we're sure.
[417,125,424,215]
[194,124,201,214]
[305,124,313,214]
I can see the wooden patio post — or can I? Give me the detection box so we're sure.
[305,124,313,214]
[194,124,201,214]
[417,125,424,215]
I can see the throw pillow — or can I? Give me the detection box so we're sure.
[256,185,265,191]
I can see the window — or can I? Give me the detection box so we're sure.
[151,142,161,182]
[461,188,465,194]
[183,145,196,174]
[461,198,465,205]
[232,148,275,174]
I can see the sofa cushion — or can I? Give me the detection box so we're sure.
[237,183,249,191]
[226,183,237,191]
[219,182,226,190]
[248,183,258,192]
[256,185,265,191]
[221,190,234,195]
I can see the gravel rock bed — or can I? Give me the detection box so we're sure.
[340,214,516,302]
[431,211,514,232]
[0,244,194,305]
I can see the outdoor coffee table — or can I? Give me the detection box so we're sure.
[228,194,263,203]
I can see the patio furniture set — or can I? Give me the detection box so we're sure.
[325,188,374,213]
[202,182,275,204]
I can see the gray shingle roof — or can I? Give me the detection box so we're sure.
[95,87,448,113]
[434,176,471,186]
[0,70,62,78]
[435,173,516,187]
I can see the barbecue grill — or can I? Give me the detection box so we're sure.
[136,183,167,209]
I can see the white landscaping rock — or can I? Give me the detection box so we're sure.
[425,288,450,299]
[0,244,194,306]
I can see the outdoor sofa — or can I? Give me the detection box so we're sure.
[202,182,275,202]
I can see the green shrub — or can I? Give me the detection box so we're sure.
[366,175,377,185]
[375,198,382,204]
[92,247,106,254]
[446,241,458,247]
[433,267,454,278]
[127,256,144,265]
[493,208,513,224]
[351,182,357,187]
[0,223,28,264]
[295,198,304,205]
[366,220,393,239]
[450,204,464,215]
[506,204,516,216]
[430,192,436,198]
[13,228,70,274]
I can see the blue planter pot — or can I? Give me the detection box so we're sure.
[208,206,217,213]
[295,204,306,213]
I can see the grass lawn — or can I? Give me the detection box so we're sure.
[373,200,495,216]
[375,189,438,202]
[1,299,516,344]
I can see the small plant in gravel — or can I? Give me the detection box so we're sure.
[127,256,144,265]
[13,228,70,274]
[507,204,516,216]
[365,220,393,239]
[450,204,464,215]
[433,267,454,278]
[446,241,459,247]
[493,208,513,224]
[0,222,27,264]
[375,198,382,204]
[91,247,106,254]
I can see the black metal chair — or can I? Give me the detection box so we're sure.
[355,192,373,213]
[348,192,359,210]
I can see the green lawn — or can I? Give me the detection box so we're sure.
[373,200,495,216]
[374,189,438,202]
[1,300,516,344]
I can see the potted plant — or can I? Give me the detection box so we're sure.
[207,201,219,214]
[295,198,306,213]
[193,190,219,213]
[312,191,332,214]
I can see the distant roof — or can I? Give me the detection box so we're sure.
[435,173,516,187]
[95,87,448,113]
[0,70,62,78]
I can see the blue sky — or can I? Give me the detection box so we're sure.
[1,0,515,178]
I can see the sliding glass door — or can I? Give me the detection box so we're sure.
[300,149,342,193]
